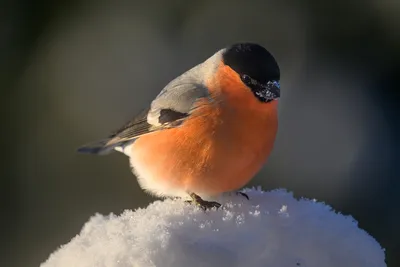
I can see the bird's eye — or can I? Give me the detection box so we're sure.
[241,74,252,84]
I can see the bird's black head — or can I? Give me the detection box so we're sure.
[222,43,280,103]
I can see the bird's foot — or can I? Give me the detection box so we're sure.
[186,193,221,210]
[235,191,249,200]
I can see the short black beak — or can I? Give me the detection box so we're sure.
[266,80,280,99]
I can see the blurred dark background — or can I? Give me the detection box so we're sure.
[1,0,399,266]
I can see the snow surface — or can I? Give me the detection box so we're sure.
[41,188,386,267]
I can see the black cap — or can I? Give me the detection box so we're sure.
[222,43,280,85]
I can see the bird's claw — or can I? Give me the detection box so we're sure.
[236,191,249,200]
[187,193,221,210]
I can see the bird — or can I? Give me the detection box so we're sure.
[78,43,280,210]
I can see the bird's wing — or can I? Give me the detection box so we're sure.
[77,79,216,155]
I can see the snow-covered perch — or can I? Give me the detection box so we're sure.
[41,188,386,267]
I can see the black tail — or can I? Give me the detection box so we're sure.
[77,138,117,155]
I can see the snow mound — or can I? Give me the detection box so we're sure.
[41,188,386,267]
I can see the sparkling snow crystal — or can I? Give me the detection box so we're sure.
[40,188,386,267]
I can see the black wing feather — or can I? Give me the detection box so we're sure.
[77,81,217,155]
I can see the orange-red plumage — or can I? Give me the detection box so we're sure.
[131,61,278,197]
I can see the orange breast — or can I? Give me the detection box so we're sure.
[131,63,278,196]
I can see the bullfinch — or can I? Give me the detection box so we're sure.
[78,43,281,210]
